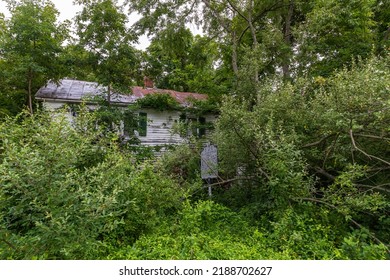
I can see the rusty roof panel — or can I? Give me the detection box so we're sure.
[36,79,207,106]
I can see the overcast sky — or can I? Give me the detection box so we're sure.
[0,0,80,21]
[0,0,150,49]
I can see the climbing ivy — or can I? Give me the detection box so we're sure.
[135,93,219,115]
[136,93,181,111]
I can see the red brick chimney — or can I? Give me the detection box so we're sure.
[143,76,154,88]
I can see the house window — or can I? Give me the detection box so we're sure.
[179,113,186,123]
[198,117,206,137]
[179,114,207,138]
[138,112,147,137]
[123,110,138,137]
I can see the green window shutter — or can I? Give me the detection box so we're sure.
[199,117,206,137]
[179,113,187,137]
[138,112,147,136]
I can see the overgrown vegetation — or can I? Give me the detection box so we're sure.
[0,0,389,260]
[1,54,389,260]
[0,108,186,259]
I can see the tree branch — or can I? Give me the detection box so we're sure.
[313,166,335,181]
[236,1,289,44]
[238,25,250,43]
[349,129,390,166]
[1,238,16,251]
[301,133,336,148]
[383,26,390,42]
[293,197,390,253]
[204,176,256,187]
[355,183,390,194]
[367,166,390,172]
[202,0,231,33]
[323,133,340,168]
[226,0,249,22]
[232,124,270,180]
[354,133,390,141]
[178,0,199,23]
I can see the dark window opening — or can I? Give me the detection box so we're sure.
[198,117,206,137]
[138,112,147,137]
[179,114,207,138]
[123,110,138,137]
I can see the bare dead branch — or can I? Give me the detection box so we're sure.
[354,133,390,141]
[203,176,256,188]
[355,183,390,194]
[313,166,335,180]
[349,129,390,166]
[323,133,340,168]
[367,166,390,172]
[301,133,337,148]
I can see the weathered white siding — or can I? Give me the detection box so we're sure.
[137,109,184,146]
[40,101,217,148]
[133,110,217,146]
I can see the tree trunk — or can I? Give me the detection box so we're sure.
[232,30,239,76]
[247,0,259,83]
[28,70,33,114]
[282,0,294,80]
[202,0,239,76]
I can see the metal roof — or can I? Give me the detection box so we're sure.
[36,79,207,106]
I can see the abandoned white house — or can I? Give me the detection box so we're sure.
[35,79,217,147]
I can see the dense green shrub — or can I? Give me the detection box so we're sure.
[212,54,390,258]
[157,142,202,183]
[0,109,186,259]
[1,55,388,260]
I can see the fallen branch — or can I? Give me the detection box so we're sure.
[355,183,390,194]
[349,129,390,166]
[313,166,335,180]
[293,197,390,253]
[367,166,390,172]
[302,133,337,148]
[204,176,259,188]
[354,133,390,141]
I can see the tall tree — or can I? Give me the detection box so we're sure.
[125,0,295,98]
[1,0,68,114]
[293,0,378,77]
[75,0,139,104]
[373,0,390,54]
[143,25,226,97]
